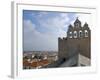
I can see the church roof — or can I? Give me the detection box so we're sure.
[83,22,90,30]
[74,17,81,25]
[69,24,73,28]
[68,24,73,31]
[84,22,88,27]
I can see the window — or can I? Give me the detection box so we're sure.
[79,30,83,38]
[84,30,88,37]
[69,31,72,38]
[76,23,79,27]
[74,31,77,38]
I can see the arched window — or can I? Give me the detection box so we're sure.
[84,30,88,37]
[79,30,83,38]
[69,31,72,38]
[76,23,79,27]
[74,31,77,38]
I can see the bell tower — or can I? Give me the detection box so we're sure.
[74,17,81,28]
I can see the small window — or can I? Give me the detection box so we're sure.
[79,30,83,38]
[69,31,72,38]
[84,30,88,37]
[74,31,77,38]
[76,23,79,27]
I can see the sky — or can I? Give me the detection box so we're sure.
[23,10,91,51]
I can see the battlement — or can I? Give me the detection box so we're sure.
[58,18,91,64]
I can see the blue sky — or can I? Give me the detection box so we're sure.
[23,10,91,51]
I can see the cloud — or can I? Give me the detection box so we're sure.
[60,13,69,22]
[77,14,92,28]
[24,12,85,51]
[38,12,48,17]
[38,13,69,37]
[23,20,58,51]
[23,20,36,32]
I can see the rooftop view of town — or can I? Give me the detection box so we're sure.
[23,51,58,69]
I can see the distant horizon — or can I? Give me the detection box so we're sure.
[23,50,58,52]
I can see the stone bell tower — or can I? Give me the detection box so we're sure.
[58,18,91,63]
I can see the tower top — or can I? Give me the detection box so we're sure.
[68,24,73,31]
[83,22,90,30]
[74,17,81,24]
[84,22,88,26]
[74,17,81,27]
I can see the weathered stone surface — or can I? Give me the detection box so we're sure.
[58,18,91,66]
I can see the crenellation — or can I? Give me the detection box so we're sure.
[58,18,91,63]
